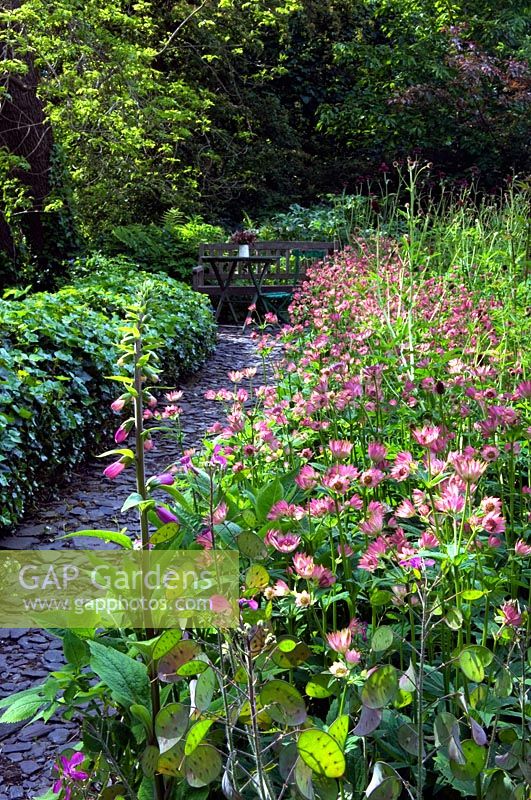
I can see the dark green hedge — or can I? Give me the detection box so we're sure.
[0,258,216,530]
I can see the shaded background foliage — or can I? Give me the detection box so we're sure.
[0,0,529,286]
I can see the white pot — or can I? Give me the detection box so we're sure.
[238,244,250,258]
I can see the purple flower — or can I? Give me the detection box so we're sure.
[154,472,175,486]
[155,506,179,525]
[399,556,435,570]
[53,752,89,799]
[210,445,228,469]
[239,598,259,610]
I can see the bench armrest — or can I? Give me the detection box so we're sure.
[192,265,204,290]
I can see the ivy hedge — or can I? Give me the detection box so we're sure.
[0,257,216,530]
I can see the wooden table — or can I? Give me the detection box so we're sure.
[200,255,278,323]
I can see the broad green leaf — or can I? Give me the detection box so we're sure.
[155,703,189,753]
[130,704,153,737]
[260,680,307,726]
[255,479,283,521]
[184,719,215,755]
[88,641,150,708]
[0,695,44,723]
[141,745,160,777]
[328,714,349,748]
[60,529,132,548]
[153,630,183,661]
[63,631,90,669]
[361,665,398,709]
[297,729,346,778]
[245,564,269,590]
[450,739,487,780]
[237,531,268,559]
[306,675,335,699]
[365,761,402,800]
[458,646,494,683]
[194,667,217,712]
[461,590,485,601]
[371,626,394,652]
[150,523,180,545]
[184,743,222,787]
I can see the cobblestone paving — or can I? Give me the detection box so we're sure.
[0,326,264,799]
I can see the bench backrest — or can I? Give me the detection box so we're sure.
[197,240,335,286]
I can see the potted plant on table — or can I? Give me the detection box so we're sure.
[229,228,257,257]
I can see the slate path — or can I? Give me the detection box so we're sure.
[0,326,266,799]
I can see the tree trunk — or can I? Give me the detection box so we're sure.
[0,0,76,286]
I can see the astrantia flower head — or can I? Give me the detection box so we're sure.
[367,441,387,463]
[294,590,313,607]
[453,455,487,484]
[295,464,318,490]
[497,600,523,629]
[292,553,315,579]
[514,539,531,557]
[329,439,354,460]
[265,529,301,553]
[326,628,352,654]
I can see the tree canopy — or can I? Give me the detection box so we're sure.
[0,0,529,282]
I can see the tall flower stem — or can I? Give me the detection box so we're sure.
[133,331,164,800]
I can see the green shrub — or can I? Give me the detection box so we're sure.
[105,215,226,281]
[258,194,376,244]
[0,259,216,529]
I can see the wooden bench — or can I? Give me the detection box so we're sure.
[193,240,335,321]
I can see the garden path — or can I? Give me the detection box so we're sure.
[0,326,262,799]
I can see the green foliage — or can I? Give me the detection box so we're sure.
[0,258,215,528]
[104,216,226,280]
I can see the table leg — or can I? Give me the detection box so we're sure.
[211,259,240,324]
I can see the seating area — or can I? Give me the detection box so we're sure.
[193,240,335,322]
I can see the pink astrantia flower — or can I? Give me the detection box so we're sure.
[359,468,385,488]
[453,455,488,484]
[295,464,319,490]
[293,553,315,579]
[360,500,385,535]
[294,590,312,607]
[265,529,301,553]
[419,530,439,548]
[498,600,523,628]
[395,499,416,518]
[267,500,305,520]
[311,564,336,587]
[271,579,290,597]
[196,528,213,550]
[329,439,354,460]
[514,539,531,556]
[412,425,441,448]
[212,502,228,525]
[326,628,352,654]
[165,390,183,402]
[368,441,387,463]
[345,648,362,665]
